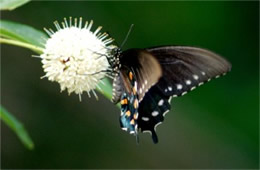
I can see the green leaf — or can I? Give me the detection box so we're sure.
[0,106,34,150]
[0,38,44,53]
[0,20,47,47]
[0,0,30,11]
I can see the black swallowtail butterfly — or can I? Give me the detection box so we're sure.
[106,31,231,143]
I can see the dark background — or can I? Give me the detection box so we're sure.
[1,1,259,169]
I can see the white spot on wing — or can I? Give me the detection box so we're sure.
[168,86,172,91]
[145,80,148,85]
[181,91,187,96]
[152,111,159,117]
[142,117,149,121]
[163,110,169,117]
[168,96,172,103]
[191,86,196,91]
[143,130,152,135]
[201,71,206,75]
[186,80,191,85]
[154,122,162,131]
[158,99,164,106]
[177,84,182,90]
[193,74,199,80]
[121,127,127,131]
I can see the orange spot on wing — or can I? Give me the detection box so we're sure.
[129,72,133,80]
[130,119,135,125]
[134,113,138,120]
[134,99,139,109]
[125,110,131,117]
[121,99,128,105]
[133,87,136,95]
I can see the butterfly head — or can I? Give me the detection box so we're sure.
[107,24,135,75]
[107,47,122,75]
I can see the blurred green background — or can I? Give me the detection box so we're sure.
[1,1,259,169]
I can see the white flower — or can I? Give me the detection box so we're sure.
[38,17,116,100]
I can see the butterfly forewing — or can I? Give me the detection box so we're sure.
[119,49,162,101]
[146,46,231,97]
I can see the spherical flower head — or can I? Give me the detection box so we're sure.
[39,17,116,100]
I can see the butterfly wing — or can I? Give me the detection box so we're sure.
[113,46,231,143]
[112,49,163,140]
[137,86,171,143]
[137,46,231,143]
[118,69,139,135]
[117,49,162,101]
[146,46,232,97]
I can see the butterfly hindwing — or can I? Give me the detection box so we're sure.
[137,86,171,143]
[120,92,139,134]
[118,69,139,136]
[116,67,170,143]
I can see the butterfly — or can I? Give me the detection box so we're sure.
[107,45,231,143]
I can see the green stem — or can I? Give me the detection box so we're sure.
[0,106,34,150]
[0,38,44,54]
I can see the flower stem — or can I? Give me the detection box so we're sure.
[0,38,44,54]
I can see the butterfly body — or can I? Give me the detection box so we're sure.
[109,46,231,143]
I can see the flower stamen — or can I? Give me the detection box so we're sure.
[37,17,116,100]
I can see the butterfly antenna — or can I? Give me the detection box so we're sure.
[120,24,134,49]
